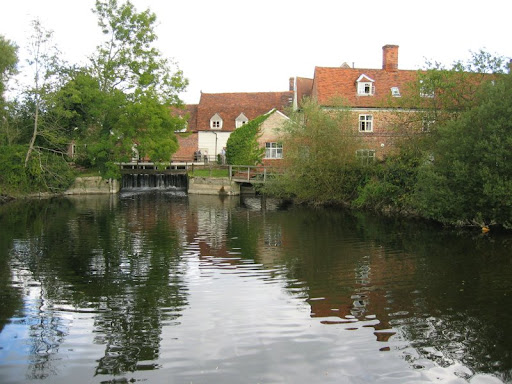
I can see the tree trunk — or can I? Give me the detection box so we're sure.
[25,99,39,167]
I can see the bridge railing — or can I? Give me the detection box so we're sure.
[229,165,280,183]
[119,162,281,184]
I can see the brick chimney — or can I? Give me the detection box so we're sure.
[289,77,295,91]
[382,45,399,72]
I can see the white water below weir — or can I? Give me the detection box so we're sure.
[121,173,188,192]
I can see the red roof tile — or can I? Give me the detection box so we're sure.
[312,66,419,108]
[194,91,293,131]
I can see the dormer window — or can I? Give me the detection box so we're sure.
[210,113,223,130]
[356,74,375,96]
[235,113,249,128]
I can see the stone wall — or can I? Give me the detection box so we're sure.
[187,177,240,195]
[65,177,119,195]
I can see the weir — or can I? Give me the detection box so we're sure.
[121,173,188,192]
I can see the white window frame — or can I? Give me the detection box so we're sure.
[235,113,249,128]
[359,114,373,132]
[131,144,139,161]
[210,113,223,130]
[391,87,401,97]
[356,74,375,96]
[356,149,376,165]
[422,116,435,132]
[265,142,283,159]
[419,80,434,98]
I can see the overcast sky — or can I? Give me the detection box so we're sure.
[1,0,510,104]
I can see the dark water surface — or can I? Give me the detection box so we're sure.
[0,193,511,383]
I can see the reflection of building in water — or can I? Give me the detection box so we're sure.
[304,242,416,332]
[185,196,240,265]
[196,205,230,250]
[264,225,282,247]
[351,255,371,317]
[259,223,284,267]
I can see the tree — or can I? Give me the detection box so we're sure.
[264,98,364,203]
[390,50,509,137]
[413,72,512,227]
[23,20,64,167]
[225,113,267,165]
[0,35,18,103]
[81,0,187,176]
[0,35,19,145]
[360,50,512,224]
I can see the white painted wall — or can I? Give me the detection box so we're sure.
[198,131,231,160]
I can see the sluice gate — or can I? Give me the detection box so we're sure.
[120,168,188,192]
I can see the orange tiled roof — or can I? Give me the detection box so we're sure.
[194,91,293,131]
[170,104,198,130]
[312,66,419,108]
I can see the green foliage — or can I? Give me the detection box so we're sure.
[0,145,76,195]
[353,150,421,212]
[50,69,108,139]
[0,35,18,104]
[226,113,268,165]
[23,19,69,168]
[413,73,512,227]
[189,168,229,178]
[61,0,189,177]
[265,98,364,203]
[118,93,180,162]
[92,0,187,103]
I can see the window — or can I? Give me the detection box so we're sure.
[210,113,223,129]
[359,114,373,132]
[356,149,375,165]
[131,144,139,161]
[235,113,248,128]
[422,116,435,132]
[175,116,187,132]
[356,74,375,96]
[419,80,434,98]
[391,87,401,97]
[265,142,283,159]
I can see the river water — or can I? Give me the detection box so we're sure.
[0,192,511,384]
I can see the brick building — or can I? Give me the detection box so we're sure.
[293,45,421,160]
[172,91,292,162]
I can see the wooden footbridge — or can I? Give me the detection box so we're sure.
[119,162,279,185]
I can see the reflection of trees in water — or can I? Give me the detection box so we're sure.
[0,199,60,335]
[3,195,512,381]
[87,193,189,375]
[1,194,189,379]
[265,207,512,381]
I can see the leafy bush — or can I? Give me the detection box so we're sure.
[264,99,364,203]
[413,74,512,227]
[226,114,268,165]
[354,150,421,212]
[0,145,76,195]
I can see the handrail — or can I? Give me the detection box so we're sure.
[229,165,279,183]
[119,162,279,184]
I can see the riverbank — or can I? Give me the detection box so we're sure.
[0,194,14,204]
[0,175,503,233]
